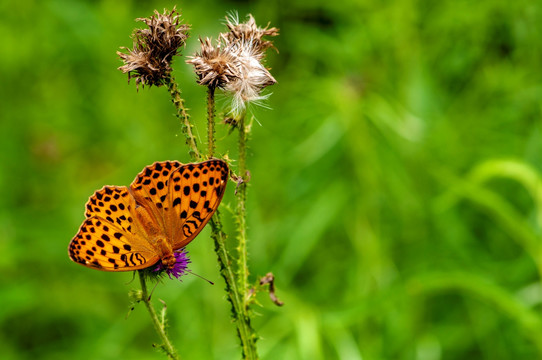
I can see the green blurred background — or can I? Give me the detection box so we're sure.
[2,0,542,359]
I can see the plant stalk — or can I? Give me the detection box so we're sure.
[209,216,258,359]
[205,96,258,359]
[164,74,202,161]
[235,113,256,357]
[138,271,180,360]
[207,87,216,158]
[236,114,249,301]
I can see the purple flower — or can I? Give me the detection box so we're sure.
[153,249,191,280]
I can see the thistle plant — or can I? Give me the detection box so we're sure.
[116,8,281,360]
[118,7,199,159]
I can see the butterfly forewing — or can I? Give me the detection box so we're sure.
[84,186,136,234]
[130,161,182,231]
[69,186,160,271]
[167,160,228,248]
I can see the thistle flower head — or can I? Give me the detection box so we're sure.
[223,13,279,56]
[186,37,240,89]
[117,7,190,89]
[187,13,278,116]
[223,40,276,116]
[153,249,191,280]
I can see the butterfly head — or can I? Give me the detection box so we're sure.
[154,249,191,280]
[162,253,177,269]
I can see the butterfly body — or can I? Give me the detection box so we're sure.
[69,159,228,271]
[155,237,176,269]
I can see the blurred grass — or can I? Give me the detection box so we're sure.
[1,0,542,359]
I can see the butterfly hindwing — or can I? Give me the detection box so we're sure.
[71,185,160,271]
[69,217,159,271]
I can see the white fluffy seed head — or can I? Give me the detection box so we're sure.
[224,40,276,116]
[188,13,278,116]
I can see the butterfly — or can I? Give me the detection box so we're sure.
[68,159,228,271]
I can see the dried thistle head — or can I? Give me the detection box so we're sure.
[117,7,190,89]
[186,37,240,89]
[223,40,277,116]
[187,13,278,116]
[223,13,279,56]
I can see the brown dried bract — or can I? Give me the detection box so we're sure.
[260,272,284,307]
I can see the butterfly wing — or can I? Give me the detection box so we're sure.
[69,160,228,271]
[129,159,229,249]
[129,161,182,232]
[166,159,229,249]
[69,186,160,271]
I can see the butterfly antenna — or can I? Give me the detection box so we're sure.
[148,280,161,301]
[187,270,214,285]
[125,271,137,285]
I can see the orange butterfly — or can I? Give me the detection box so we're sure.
[69,159,228,271]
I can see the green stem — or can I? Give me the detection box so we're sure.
[209,215,258,359]
[235,113,256,357]
[236,114,248,302]
[138,271,180,360]
[164,74,202,161]
[207,87,216,158]
[205,97,257,358]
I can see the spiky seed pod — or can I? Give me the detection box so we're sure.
[186,37,241,89]
[223,13,279,56]
[188,13,278,116]
[117,7,190,89]
[223,40,277,116]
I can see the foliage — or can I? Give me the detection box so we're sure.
[1,0,542,359]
